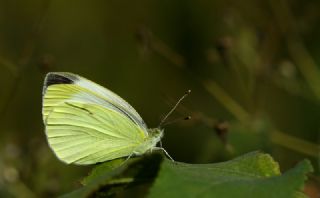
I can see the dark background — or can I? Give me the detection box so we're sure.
[0,0,319,197]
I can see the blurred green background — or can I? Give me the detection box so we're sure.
[0,0,319,197]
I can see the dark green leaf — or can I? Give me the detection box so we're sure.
[60,154,163,198]
[148,151,313,198]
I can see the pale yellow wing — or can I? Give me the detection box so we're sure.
[42,73,148,164]
[43,72,148,132]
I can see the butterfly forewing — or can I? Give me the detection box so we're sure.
[42,72,148,164]
[43,72,147,131]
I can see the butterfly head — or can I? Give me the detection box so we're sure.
[133,128,163,155]
[148,128,164,145]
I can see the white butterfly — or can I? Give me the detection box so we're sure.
[42,72,189,165]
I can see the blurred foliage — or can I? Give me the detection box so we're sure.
[0,0,319,197]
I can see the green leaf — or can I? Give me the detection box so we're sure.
[61,151,312,198]
[148,151,313,198]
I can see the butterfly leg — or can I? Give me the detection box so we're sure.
[119,153,134,167]
[154,147,174,162]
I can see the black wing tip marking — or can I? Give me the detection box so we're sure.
[45,72,78,87]
[43,72,79,94]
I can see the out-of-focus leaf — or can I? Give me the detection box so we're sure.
[60,154,163,198]
[148,151,313,198]
[81,158,130,186]
[60,162,128,198]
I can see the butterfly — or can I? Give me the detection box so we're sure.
[42,72,189,165]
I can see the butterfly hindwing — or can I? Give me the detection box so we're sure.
[45,101,145,164]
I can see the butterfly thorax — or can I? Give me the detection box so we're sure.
[133,128,163,155]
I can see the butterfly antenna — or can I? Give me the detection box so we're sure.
[159,90,191,128]
[161,116,191,127]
